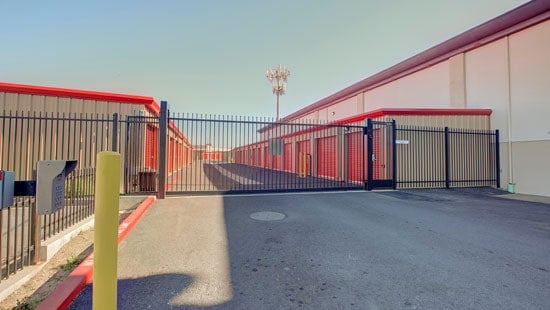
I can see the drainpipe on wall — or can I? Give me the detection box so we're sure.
[505,36,515,193]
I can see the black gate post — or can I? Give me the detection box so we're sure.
[158,101,168,199]
[495,129,501,189]
[366,119,373,191]
[123,115,131,194]
[111,113,118,152]
[391,119,397,190]
[444,127,450,189]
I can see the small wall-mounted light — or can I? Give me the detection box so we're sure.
[331,112,335,116]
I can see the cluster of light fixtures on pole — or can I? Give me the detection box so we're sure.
[266,64,290,121]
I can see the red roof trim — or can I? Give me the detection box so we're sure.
[281,0,549,122]
[0,82,160,115]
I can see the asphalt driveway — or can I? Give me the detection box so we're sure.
[71,189,550,309]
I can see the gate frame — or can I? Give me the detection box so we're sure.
[365,118,397,191]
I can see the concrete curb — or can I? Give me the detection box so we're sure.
[36,196,156,310]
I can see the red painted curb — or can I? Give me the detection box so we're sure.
[37,196,156,310]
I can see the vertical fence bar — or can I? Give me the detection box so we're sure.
[112,113,119,152]
[6,111,13,276]
[158,101,168,199]
[366,119,373,191]
[444,127,450,189]
[495,129,501,189]
[391,119,397,190]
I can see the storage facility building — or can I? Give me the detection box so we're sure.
[0,82,192,193]
[275,0,550,196]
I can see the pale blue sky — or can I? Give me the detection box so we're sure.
[0,0,528,117]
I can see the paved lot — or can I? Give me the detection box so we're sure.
[71,189,550,309]
[168,162,361,192]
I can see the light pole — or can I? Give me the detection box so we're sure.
[266,64,290,121]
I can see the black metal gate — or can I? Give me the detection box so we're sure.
[161,111,366,195]
[124,115,160,194]
[366,119,396,190]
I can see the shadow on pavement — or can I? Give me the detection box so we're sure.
[70,273,192,309]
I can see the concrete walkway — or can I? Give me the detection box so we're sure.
[71,189,550,309]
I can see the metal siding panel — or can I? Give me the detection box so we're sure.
[390,114,489,130]
[57,97,70,114]
[4,92,19,111]
[17,94,31,111]
[69,98,83,114]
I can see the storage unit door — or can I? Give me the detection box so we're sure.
[145,125,158,170]
[297,140,311,175]
[284,143,292,172]
[347,131,364,182]
[317,136,337,178]
[273,155,282,170]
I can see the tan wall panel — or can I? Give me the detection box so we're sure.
[58,97,71,115]
[389,115,489,130]
[509,20,550,142]
[364,61,450,110]
[510,140,550,197]
[30,95,46,113]
[322,95,359,122]
[43,96,58,113]
[69,98,84,114]
[449,53,466,107]
[81,99,97,114]
[3,92,19,111]
[18,94,32,112]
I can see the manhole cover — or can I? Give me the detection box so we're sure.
[250,211,286,221]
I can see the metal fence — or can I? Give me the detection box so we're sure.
[0,111,116,281]
[0,107,502,280]
[395,125,500,189]
[164,113,366,194]
[151,102,500,195]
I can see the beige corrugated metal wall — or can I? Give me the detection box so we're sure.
[381,114,490,130]
[375,114,493,189]
[0,91,150,193]
[0,92,144,116]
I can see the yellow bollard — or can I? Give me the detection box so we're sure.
[93,151,120,310]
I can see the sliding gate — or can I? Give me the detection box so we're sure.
[164,113,368,194]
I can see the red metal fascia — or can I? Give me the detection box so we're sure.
[0,81,162,115]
